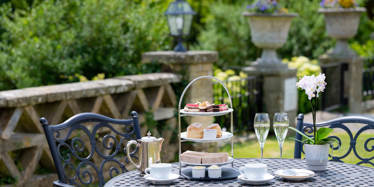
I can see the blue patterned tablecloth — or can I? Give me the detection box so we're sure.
[104,158,374,187]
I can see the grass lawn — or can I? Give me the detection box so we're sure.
[221,133,373,168]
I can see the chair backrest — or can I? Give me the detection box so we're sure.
[294,114,374,166]
[41,112,141,187]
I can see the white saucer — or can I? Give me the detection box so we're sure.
[238,173,274,185]
[144,173,179,184]
[274,169,315,181]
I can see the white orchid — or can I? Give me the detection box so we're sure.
[296,73,327,100]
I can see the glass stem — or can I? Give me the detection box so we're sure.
[279,143,283,158]
[260,144,264,159]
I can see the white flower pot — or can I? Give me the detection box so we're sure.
[319,8,365,58]
[243,13,297,70]
[304,144,329,171]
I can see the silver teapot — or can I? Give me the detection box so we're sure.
[126,132,164,173]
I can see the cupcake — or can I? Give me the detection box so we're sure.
[208,165,222,178]
[192,166,206,178]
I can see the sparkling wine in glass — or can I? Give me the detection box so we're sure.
[254,113,270,159]
[273,113,289,158]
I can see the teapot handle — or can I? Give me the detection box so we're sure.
[126,140,140,169]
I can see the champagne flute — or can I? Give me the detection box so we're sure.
[273,113,289,158]
[254,113,270,159]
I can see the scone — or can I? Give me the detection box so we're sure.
[187,123,204,139]
[206,123,222,138]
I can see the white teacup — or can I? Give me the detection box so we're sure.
[146,163,172,179]
[239,163,268,179]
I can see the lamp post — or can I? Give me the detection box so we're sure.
[165,0,196,52]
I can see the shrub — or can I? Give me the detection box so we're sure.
[193,2,259,68]
[0,0,170,90]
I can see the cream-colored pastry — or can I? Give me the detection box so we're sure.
[198,101,210,109]
[208,165,222,178]
[187,123,204,139]
[206,123,222,138]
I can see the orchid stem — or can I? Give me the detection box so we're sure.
[311,97,317,144]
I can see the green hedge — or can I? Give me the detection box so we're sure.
[0,0,170,90]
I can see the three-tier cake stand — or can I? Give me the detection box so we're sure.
[177,75,234,174]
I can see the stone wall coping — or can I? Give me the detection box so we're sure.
[0,73,181,108]
[243,66,297,77]
[142,50,218,64]
[319,54,363,64]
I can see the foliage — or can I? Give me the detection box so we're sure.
[214,68,257,134]
[214,68,248,104]
[283,56,321,78]
[289,126,335,145]
[193,2,259,68]
[0,175,16,185]
[0,0,169,90]
[352,40,374,68]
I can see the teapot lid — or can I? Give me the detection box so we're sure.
[140,131,157,142]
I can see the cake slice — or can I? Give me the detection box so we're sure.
[187,123,204,139]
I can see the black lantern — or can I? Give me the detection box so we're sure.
[165,0,196,52]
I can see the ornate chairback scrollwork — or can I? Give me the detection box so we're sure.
[41,112,142,187]
[294,114,374,167]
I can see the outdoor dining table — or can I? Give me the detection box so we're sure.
[104,158,374,187]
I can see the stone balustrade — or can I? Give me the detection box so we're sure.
[0,73,181,186]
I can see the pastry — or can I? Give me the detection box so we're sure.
[198,101,212,112]
[206,123,222,138]
[208,165,222,178]
[218,104,228,111]
[187,123,204,139]
[207,104,220,112]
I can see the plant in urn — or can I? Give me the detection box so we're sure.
[289,74,337,171]
[319,0,366,58]
[243,0,297,70]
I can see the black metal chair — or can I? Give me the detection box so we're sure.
[294,114,374,166]
[41,112,142,187]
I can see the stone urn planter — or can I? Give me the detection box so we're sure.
[319,8,366,58]
[243,13,298,70]
[304,144,330,171]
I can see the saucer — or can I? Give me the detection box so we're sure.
[144,173,179,184]
[238,173,274,185]
[274,169,315,181]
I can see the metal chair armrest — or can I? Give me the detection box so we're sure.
[53,181,75,187]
